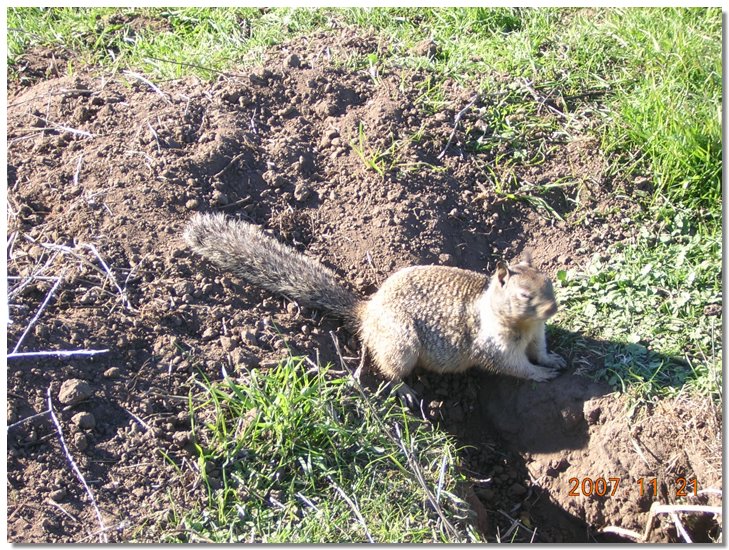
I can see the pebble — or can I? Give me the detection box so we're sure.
[172,431,190,448]
[211,190,229,206]
[72,412,96,430]
[74,432,88,451]
[58,379,93,406]
[241,329,258,346]
[49,488,67,502]
[185,198,199,210]
[294,183,311,201]
[220,335,239,352]
[284,53,301,68]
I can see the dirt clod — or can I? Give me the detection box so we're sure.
[57,379,93,406]
[71,412,96,430]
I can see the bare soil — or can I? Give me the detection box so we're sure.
[7,30,722,542]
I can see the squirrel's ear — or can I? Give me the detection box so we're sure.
[522,250,533,266]
[496,261,509,286]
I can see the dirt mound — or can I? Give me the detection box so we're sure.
[7,29,721,542]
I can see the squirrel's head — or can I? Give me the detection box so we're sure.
[490,255,558,322]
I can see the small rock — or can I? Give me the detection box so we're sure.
[315,100,337,117]
[438,253,454,265]
[172,431,190,448]
[284,53,301,68]
[557,254,572,265]
[49,488,67,502]
[202,327,217,340]
[241,329,258,346]
[220,335,239,352]
[74,432,88,451]
[413,38,439,59]
[185,198,200,210]
[72,412,96,430]
[58,379,93,406]
[293,183,311,202]
[211,190,229,206]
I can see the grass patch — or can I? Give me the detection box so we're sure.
[556,211,722,402]
[163,358,478,542]
[7,7,329,79]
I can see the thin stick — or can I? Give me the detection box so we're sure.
[519,78,567,120]
[47,387,108,542]
[437,94,478,160]
[435,453,448,504]
[46,499,80,524]
[8,349,109,359]
[123,70,171,103]
[213,152,248,179]
[72,154,84,186]
[124,408,152,432]
[498,509,536,539]
[143,54,248,77]
[46,122,95,138]
[11,269,66,354]
[327,475,375,543]
[8,252,62,300]
[670,511,693,543]
[7,410,51,430]
[651,504,722,515]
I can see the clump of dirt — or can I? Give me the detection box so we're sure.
[7,29,721,542]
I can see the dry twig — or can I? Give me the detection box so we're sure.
[8,349,110,359]
[47,386,108,542]
[123,70,171,103]
[11,269,66,354]
[437,94,478,160]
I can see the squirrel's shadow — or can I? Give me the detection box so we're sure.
[391,325,688,542]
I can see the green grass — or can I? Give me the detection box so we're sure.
[555,211,722,402]
[163,358,478,542]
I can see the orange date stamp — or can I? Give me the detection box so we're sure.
[567,477,699,498]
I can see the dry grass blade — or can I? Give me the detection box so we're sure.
[437,94,478,160]
[327,475,375,543]
[47,386,108,542]
[643,501,722,541]
[123,70,171,103]
[8,349,110,359]
[11,269,66,354]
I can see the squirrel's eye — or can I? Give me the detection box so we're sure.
[518,290,532,300]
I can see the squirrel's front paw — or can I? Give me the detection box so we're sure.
[539,352,567,370]
[528,365,561,382]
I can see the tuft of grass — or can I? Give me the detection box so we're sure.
[162,358,479,543]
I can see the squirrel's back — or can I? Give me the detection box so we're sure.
[184,212,361,324]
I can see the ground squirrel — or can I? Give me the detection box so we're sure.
[184,212,567,388]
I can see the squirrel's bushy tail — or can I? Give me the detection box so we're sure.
[184,213,361,325]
